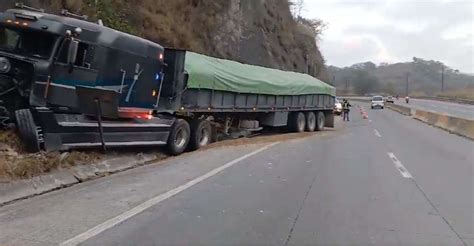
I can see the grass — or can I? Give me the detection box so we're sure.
[437,88,474,101]
[0,130,103,181]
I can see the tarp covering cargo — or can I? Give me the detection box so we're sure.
[184,52,336,96]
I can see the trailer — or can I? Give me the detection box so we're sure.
[0,5,335,155]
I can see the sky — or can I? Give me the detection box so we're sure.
[300,0,474,73]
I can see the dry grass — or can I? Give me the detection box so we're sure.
[0,130,102,181]
[0,127,334,181]
[0,150,102,181]
[409,91,428,97]
[437,88,474,101]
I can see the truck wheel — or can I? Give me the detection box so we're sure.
[15,109,41,153]
[305,112,316,132]
[188,119,212,151]
[166,119,190,156]
[288,112,306,133]
[316,112,325,131]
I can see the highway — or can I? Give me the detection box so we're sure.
[0,104,473,246]
[393,98,474,120]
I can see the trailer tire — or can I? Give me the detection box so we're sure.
[166,119,190,156]
[305,112,316,132]
[188,119,212,151]
[15,109,41,153]
[316,111,325,131]
[288,112,306,133]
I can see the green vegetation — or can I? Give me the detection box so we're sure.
[85,0,137,34]
[329,58,473,96]
[351,70,380,95]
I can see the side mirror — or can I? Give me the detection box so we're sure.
[67,40,79,65]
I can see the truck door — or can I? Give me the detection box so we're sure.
[121,58,161,109]
[47,39,98,110]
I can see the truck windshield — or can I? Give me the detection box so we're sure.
[0,26,56,59]
[373,96,383,101]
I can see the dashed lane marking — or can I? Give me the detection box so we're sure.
[387,152,412,178]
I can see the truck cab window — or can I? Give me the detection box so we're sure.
[57,40,92,68]
[0,26,55,59]
[0,27,19,50]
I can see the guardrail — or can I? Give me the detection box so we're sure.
[385,104,412,116]
[383,103,474,140]
[346,99,473,140]
[412,110,474,140]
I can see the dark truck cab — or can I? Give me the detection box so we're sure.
[0,7,165,115]
[0,7,181,153]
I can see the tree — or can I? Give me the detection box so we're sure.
[290,0,305,18]
[383,82,397,95]
[352,70,380,95]
[296,17,326,38]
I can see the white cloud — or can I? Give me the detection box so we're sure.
[302,0,474,73]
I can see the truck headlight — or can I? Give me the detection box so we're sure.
[0,57,11,73]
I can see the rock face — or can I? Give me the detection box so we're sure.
[0,0,329,81]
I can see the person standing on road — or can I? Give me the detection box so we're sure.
[342,99,352,121]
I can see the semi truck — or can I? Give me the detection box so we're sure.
[0,5,336,155]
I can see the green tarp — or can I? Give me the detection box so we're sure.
[184,52,335,96]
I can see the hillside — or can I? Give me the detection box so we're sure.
[0,0,329,81]
[329,58,474,96]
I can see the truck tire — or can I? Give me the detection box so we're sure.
[305,112,316,132]
[15,109,41,153]
[288,112,306,133]
[316,111,325,131]
[188,119,212,151]
[166,119,191,156]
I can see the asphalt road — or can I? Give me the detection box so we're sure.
[0,106,473,246]
[393,98,474,120]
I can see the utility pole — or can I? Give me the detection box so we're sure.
[405,72,409,97]
[441,66,445,92]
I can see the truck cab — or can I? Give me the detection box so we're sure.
[0,6,182,153]
[0,7,166,125]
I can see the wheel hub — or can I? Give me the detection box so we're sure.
[199,128,210,146]
[175,128,187,149]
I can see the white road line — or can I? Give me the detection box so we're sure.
[374,129,382,138]
[60,142,280,246]
[387,152,412,179]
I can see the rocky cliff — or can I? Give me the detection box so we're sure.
[0,0,329,81]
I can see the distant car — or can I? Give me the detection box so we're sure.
[385,96,394,103]
[371,96,385,109]
[334,98,343,115]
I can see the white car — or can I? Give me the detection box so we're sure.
[334,98,343,115]
[371,96,385,109]
[385,96,394,103]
